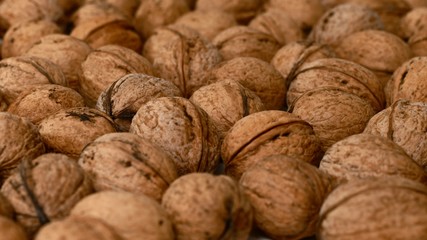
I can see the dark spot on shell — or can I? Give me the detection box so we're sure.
[66,112,94,122]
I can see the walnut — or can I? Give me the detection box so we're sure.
[130,97,221,176]
[212,26,281,62]
[196,0,263,24]
[190,79,265,139]
[364,99,427,171]
[0,216,27,240]
[133,0,190,39]
[96,73,182,131]
[174,10,237,41]
[335,30,413,87]
[208,57,286,110]
[404,0,427,8]
[287,58,385,112]
[318,177,427,240]
[263,0,325,31]
[386,57,427,105]
[2,20,62,59]
[38,107,117,158]
[0,112,45,185]
[71,2,127,26]
[0,192,14,218]
[79,132,178,201]
[221,110,323,180]
[143,25,222,98]
[71,190,174,240]
[1,154,93,235]
[0,90,9,111]
[240,155,334,239]
[400,7,427,41]
[248,10,304,46]
[25,34,92,91]
[0,56,67,103]
[162,173,252,240]
[35,216,123,240]
[7,84,85,125]
[320,133,427,184]
[85,0,140,20]
[289,88,376,151]
[309,3,384,47]
[79,45,154,106]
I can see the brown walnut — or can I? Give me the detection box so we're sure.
[196,0,263,24]
[0,216,28,240]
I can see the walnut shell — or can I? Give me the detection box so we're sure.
[240,155,334,240]
[174,10,237,41]
[335,30,413,87]
[364,99,427,171]
[318,177,427,240]
[143,25,222,98]
[0,192,14,218]
[405,0,427,8]
[264,0,325,30]
[71,191,174,240]
[85,0,140,19]
[248,10,304,46]
[134,0,190,39]
[406,25,427,56]
[162,173,252,240]
[196,0,263,24]
[289,88,376,151]
[96,73,182,131]
[0,90,9,111]
[7,85,85,125]
[0,56,67,103]
[35,216,123,240]
[208,57,286,110]
[213,26,281,62]
[309,3,384,47]
[0,112,45,184]
[79,132,178,201]
[2,20,62,59]
[79,45,154,106]
[1,154,93,235]
[130,97,220,176]
[38,107,117,158]
[0,216,27,240]
[71,16,142,52]
[71,2,127,26]
[25,34,92,91]
[400,7,427,40]
[320,133,427,184]
[189,79,265,139]
[385,57,427,105]
[287,58,385,112]
[222,110,323,180]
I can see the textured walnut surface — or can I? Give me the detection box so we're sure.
[0,216,27,240]
[196,0,263,24]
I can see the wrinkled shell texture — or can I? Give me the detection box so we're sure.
[7,85,85,125]
[35,216,124,240]
[212,26,281,62]
[162,173,252,240]
[0,153,93,235]
[0,216,27,240]
[240,155,333,240]
[320,133,427,184]
[196,0,263,23]
[364,100,427,171]
[71,191,174,240]
[38,107,116,158]
[85,0,140,19]
[175,10,237,41]
[0,192,14,218]
[134,0,190,39]
[287,58,385,112]
[208,57,286,110]
[143,25,222,98]
[400,7,427,40]
[72,2,127,26]
[79,132,178,201]
[248,10,304,46]
[96,73,182,131]
[79,45,154,106]
[310,3,384,47]
[222,110,323,180]
[25,34,92,90]
[319,177,427,240]
[385,57,427,106]
[0,113,45,184]
[0,56,67,103]
[130,97,220,176]
[290,89,375,151]
[189,79,265,139]
[2,19,62,59]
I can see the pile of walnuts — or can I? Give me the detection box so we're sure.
[1,0,427,239]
